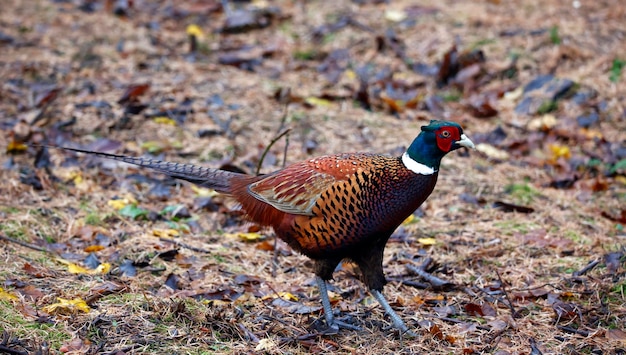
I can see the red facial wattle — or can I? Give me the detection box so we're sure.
[435,127,461,152]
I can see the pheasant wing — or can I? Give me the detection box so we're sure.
[248,154,365,216]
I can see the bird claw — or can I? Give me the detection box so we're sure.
[401,329,418,339]
[331,319,361,331]
[317,316,361,334]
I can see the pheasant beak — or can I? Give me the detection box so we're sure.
[456,134,476,149]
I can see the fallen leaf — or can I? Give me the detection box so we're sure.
[417,237,437,245]
[118,83,150,104]
[56,258,111,275]
[84,245,105,253]
[153,229,180,238]
[225,232,265,242]
[153,116,178,126]
[185,24,204,38]
[0,287,18,301]
[607,329,626,342]
[107,195,137,210]
[262,292,299,301]
[43,297,90,314]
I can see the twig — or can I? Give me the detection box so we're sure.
[406,263,453,289]
[255,129,291,176]
[157,237,211,253]
[557,325,590,336]
[237,323,260,343]
[399,280,429,289]
[0,234,50,253]
[0,344,28,355]
[496,270,518,318]
[425,315,490,331]
[572,259,600,277]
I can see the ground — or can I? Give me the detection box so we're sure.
[0,0,625,354]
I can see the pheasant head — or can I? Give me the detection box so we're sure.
[402,120,475,175]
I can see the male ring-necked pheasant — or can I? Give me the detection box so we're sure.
[49,120,474,334]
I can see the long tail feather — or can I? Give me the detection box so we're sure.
[44,145,243,194]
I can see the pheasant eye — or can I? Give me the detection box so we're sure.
[441,130,450,138]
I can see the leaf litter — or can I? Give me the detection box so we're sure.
[0,0,625,354]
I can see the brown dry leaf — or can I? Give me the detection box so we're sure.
[23,263,52,278]
[607,329,626,342]
[18,285,45,301]
[429,324,444,340]
[59,337,90,353]
[117,83,150,104]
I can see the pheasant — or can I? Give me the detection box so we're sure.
[47,120,474,334]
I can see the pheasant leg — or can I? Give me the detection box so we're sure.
[371,289,416,336]
[316,276,361,331]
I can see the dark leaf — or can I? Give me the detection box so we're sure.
[233,274,264,287]
[493,201,534,213]
[194,288,243,302]
[165,273,180,290]
[119,260,137,277]
[34,146,52,169]
[222,7,277,34]
[465,94,498,118]
[464,303,484,316]
[83,253,101,269]
[158,249,179,262]
[19,169,43,190]
[600,209,626,224]
[604,252,624,273]
[552,301,581,321]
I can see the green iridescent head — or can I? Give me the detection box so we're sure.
[405,120,475,171]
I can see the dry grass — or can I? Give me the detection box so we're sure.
[1,0,625,354]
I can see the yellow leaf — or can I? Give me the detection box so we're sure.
[43,297,90,314]
[224,232,265,242]
[56,258,110,275]
[344,69,356,80]
[141,141,166,154]
[202,299,230,306]
[262,292,299,301]
[417,237,437,246]
[0,287,18,301]
[401,214,416,225]
[84,245,105,253]
[186,24,204,38]
[548,144,571,160]
[152,229,180,238]
[95,263,111,274]
[6,140,28,153]
[190,185,219,197]
[304,97,332,107]
[107,195,137,210]
[68,170,83,184]
[153,116,177,126]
